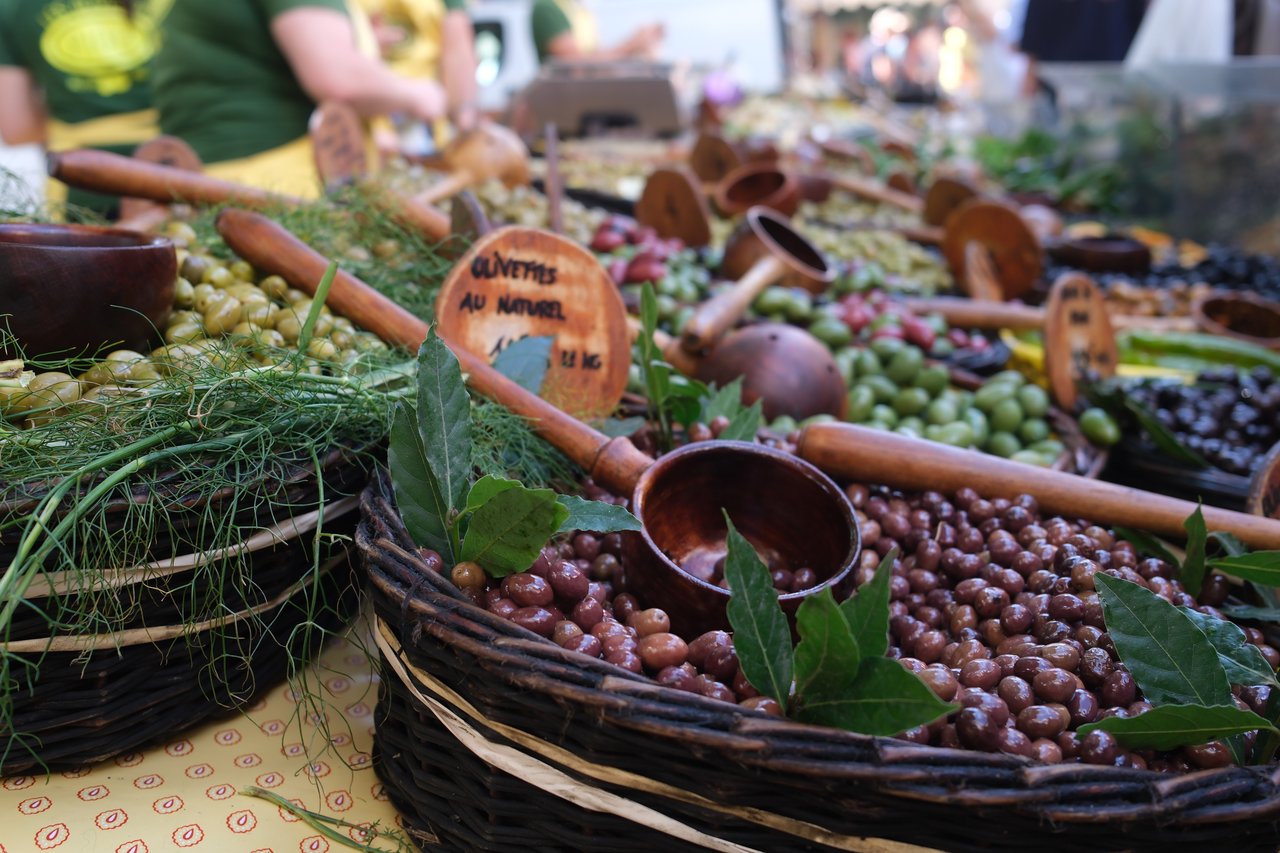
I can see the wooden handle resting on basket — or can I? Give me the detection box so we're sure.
[831,174,924,215]
[48,149,301,209]
[796,422,1280,549]
[214,208,652,495]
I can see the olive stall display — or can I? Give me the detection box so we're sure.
[436,473,1280,770]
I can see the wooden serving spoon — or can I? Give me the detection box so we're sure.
[680,207,834,355]
[797,422,1280,550]
[412,122,531,206]
[213,207,861,637]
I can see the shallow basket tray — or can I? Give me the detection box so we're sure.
[357,472,1280,853]
[0,447,373,775]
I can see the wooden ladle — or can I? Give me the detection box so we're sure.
[412,122,531,207]
[797,422,1280,550]
[213,208,861,637]
[680,206,834,354]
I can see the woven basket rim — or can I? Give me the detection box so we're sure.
[357,472,1280,847]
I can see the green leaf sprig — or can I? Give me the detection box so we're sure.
[1081,573,1279,761]
[633,285,761,451]
[389,330,640,576]
[723,516,954,736]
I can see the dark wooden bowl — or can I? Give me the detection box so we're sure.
[1048,235,1150,275]
[0,224,176,359]
[695,323,847,422]
[624,440,860,638]
[1192,291,1280,350]
[714,163,800,218]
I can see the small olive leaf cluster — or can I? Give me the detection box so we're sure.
[389,329,640,577]
[635,284,761,451]
[1081,573,1279,761]
[723,515,955,736]
[1115,506,1280,614]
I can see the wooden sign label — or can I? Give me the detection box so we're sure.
[635,166,712,248]
[309,102,368,191]
[1248,443,1280,520]
[436,226,629,419]
[1042,272,1117,409]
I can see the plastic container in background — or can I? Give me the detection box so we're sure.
[0,141,46,214]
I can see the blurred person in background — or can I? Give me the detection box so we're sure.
[154,0,447,197]
[530,0,664,64]
[357,0,478,157]
[0,0,167,217]
[1019,0,1146,92]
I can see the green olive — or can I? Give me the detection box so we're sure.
[250,328,286,350]
[152,343,207,374]
[26,371,81,407]
[196,288,232,315]
[240,301,275,328]
[331,316,355,334]
[167,309,199,327]
[284,288,308,304]
[166,221,198,247]
[329,329,353,350]
[181,254,213,283]
[205,266,235,288]
[78,359,132,387]
[127,360,162,384]
[229,260,254,281]
[259,275,289,300]
[173,276,195,309]
[307,338,339,361]
[227,283,269,304]
[165,321,204,345]
[202,296,242,336]
[105,349,145,364]
[353,332,387,352]
[275,314,302,343]
[372,238,400,258]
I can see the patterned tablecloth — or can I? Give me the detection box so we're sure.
[0,626,407,853]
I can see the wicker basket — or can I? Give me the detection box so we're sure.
[357,473,1280,853]
[0,446,372,775]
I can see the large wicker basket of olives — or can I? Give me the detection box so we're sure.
[359,467,1280,852]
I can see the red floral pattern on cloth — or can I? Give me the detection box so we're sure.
[0,631,404,852]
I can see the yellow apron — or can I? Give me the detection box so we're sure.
[358,0,456,149]
[203,1,380,198]
[554,0,599,53]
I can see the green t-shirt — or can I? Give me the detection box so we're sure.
[154,0,349,164]
[530,0,572,63]
[0,0,159,123]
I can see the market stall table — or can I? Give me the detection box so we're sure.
[0,628,403,852]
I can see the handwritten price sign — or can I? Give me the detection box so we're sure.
[1043,272,1117,409]
[436,227,629,419]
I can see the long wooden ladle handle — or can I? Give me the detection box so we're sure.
[48,148,302,209]
[903,297,1200,334]
[214,208,652,495]
[796,422,1280,549]
[625,316,700,376]
[830,174,924,215]
[414,170,475,207]
[680,255,786,354]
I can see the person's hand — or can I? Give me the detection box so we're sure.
[408,79,447,124]
[625,22,665,59]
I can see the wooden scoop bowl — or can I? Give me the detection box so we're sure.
[413,122,530,207]
[681,207,834,355]
[630,318,847,422]
[0,223,176,359]
[797,422,1280,550]
[213,208,861,637]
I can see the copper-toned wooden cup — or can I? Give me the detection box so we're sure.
[714,163,800,218]
[626,440,860,639]
[0,223,175,358]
